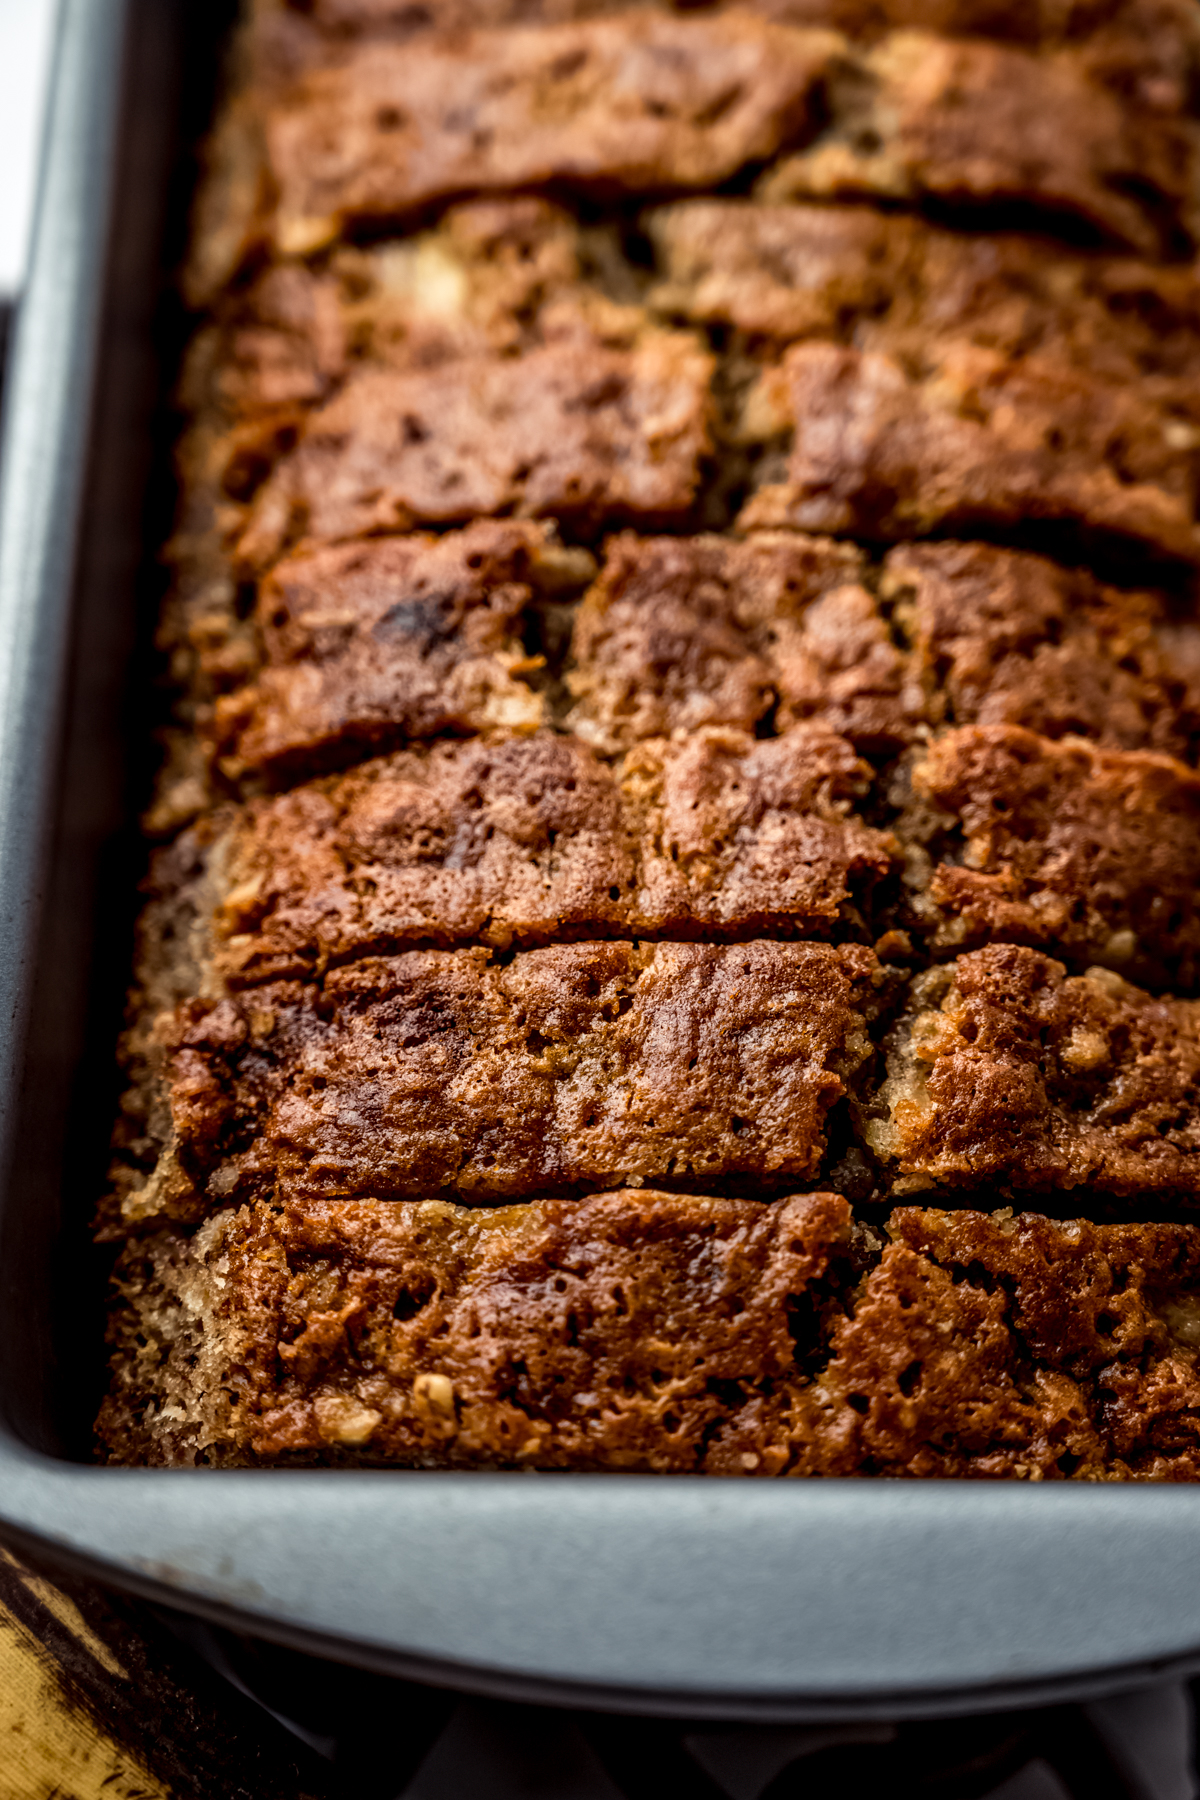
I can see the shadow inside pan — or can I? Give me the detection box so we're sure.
[0,0,236,1462]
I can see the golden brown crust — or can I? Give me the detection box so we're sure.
[188,198,593,429]
[815,1205,1200,1481]
[230,329,713,572]
[228,12,1199,279]
[649,198,1200,402]
[133,940,888,1221]
[205,733,635,978]
[619,726,898,937]
[256,0,636,50]
[100,1189,855,1468]
[752,0,1200,63]
[262,0,1200,73]
[565,534,1200,766]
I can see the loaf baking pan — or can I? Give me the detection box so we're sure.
[4,0,1200,1722]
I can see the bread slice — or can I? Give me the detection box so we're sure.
[205,522,586,787]
[759,28,1198,256]
[882,541,1200,765]
[231,326,714,572]
[256,13,841,257]
[565,531,919,757]
[99,1188,1200,1480]
[869,947,1200,1197]
[141,724,899,992]
[650,198,1200,392]
[902,726,1200,987]
[114,939,891,1225]
[738,339,1200,569]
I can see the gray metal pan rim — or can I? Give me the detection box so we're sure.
[5,1452,1200,1720]
[2,0,1200,1723]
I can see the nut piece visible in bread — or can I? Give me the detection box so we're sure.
[869,947,1200,1196]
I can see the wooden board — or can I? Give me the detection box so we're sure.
[0,1545,335,1799]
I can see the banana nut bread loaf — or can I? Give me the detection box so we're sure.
[100,0,1200,1477]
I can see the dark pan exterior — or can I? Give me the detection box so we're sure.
[1,0,1199,1722]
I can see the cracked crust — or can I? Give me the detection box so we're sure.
[230,328,714,574]
[650,200,1200,384]
[566,534,1200,766]
[254,13,841,257]
[198,7,1199,300]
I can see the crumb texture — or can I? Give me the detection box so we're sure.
[101,1191,1200,1480]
